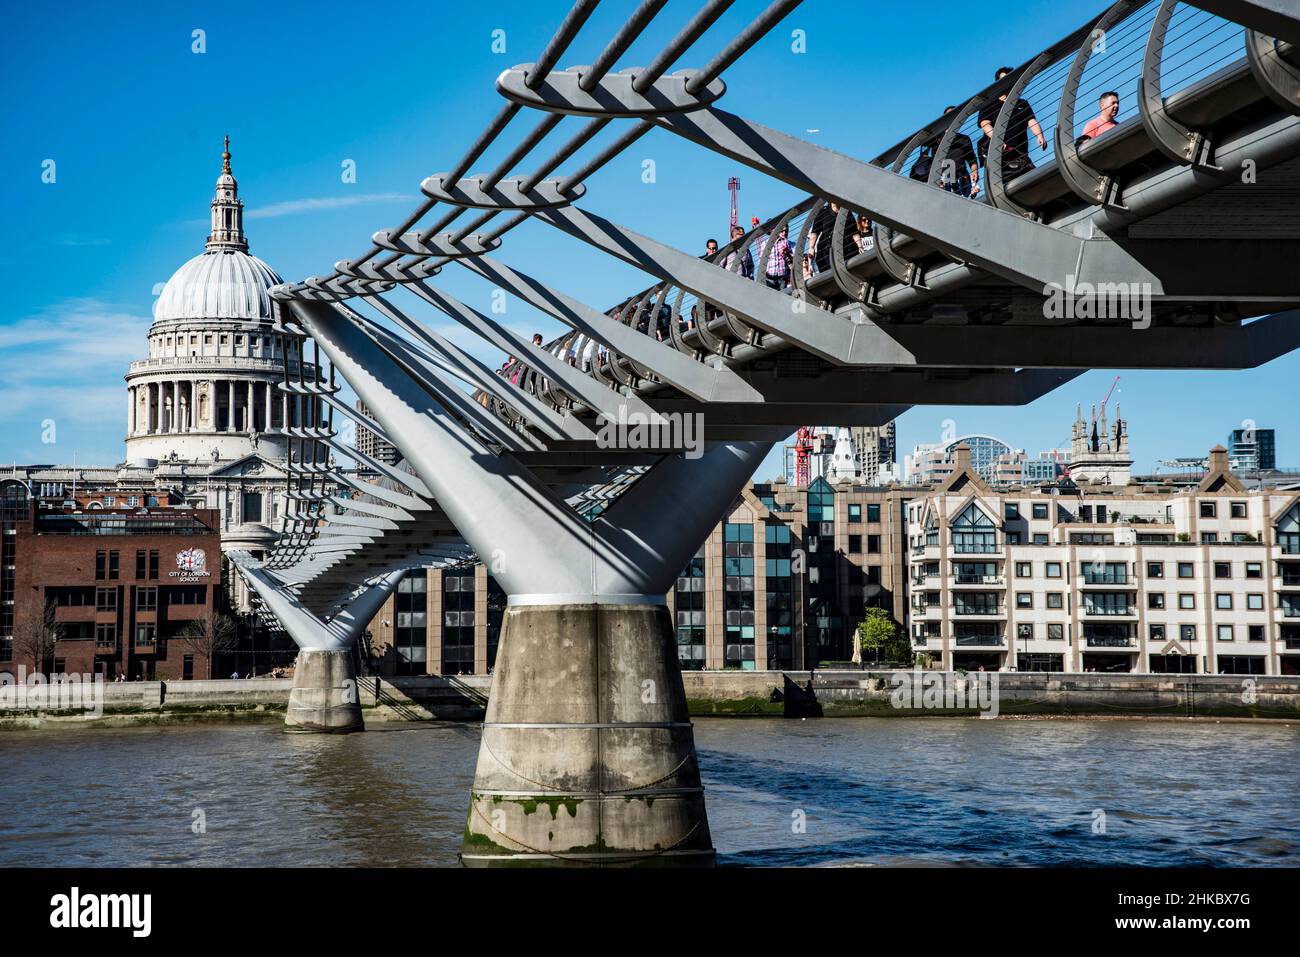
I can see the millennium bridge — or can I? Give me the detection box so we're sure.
[228,0,1300,865]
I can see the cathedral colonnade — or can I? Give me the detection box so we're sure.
[126,379,320,436]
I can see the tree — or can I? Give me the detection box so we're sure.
[12,593,61,673]
[857,607,909,665]
[176,606,238,678]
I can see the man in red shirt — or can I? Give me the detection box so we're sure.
[1081,91,1120,141]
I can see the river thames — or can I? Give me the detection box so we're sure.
[1,717,1296,867]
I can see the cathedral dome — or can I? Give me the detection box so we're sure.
[154,249,282,323]
[153,134,281,324]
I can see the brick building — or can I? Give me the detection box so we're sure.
[1,479,224,680]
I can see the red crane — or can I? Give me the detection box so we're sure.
[793,425,816,487]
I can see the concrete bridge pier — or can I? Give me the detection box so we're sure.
[463,601,712,866]
[229,552,404,734]
[288,298,781,863]
[286,648,364,734]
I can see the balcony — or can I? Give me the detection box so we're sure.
[952,575,1004,586]
[955,635,1004,647]
[952,606,1005,617]
[1083,606,1137,617]
[1086,636,1134,648]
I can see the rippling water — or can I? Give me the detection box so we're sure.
[0,718,1296,867]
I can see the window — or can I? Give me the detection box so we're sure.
[1245,562,1262,579]
[1005,503,1020,520]
[1017,623,1033,641]
[1047,623,1064,641]
[1217,624,1234,642]
[1148,593,1165,610]
[1214,562,1231,579]
[135,622,157,646]
[952,503,997,554]
[1201,532,1218,544]
[1247,593,1264,611]
[867,503,880,523]
[95,588,116,612]
[1016,592,1032,608]
[95,550,106,581]
[1248,625,1265,642]
[1046,592,1063,609]
[1178,594,1195,610]
[148,550,159,580]
[1180,624,1197,642]
[136,587,157,611]
[1177,562,1195,579]
[1032,503,1049,520]
[847,535,862,554]
[95,622,116,647]
[1230,502,1247,519]
[1033,533,1049,545]
[1200,502,1217,518]
[136,550,146,579]
[1146,561,1164,579]
[1046,562,1062,578]
[1082,561,1128,585]
[848,503,861,523]
[867,535,881,554]
[1149,623,1165,642]
[1215,593,1233,611]
[1015,562,1031,578]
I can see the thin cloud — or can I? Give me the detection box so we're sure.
[244,193,410,220]
[0,299,151,463]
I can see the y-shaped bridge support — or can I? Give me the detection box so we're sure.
[231,552,404,733]
[290,298,777,866]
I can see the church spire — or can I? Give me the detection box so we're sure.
[206,134,248,252]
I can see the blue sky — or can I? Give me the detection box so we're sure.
[1,0,1294,476]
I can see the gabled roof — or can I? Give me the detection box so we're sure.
[937,444,992,496]
[1197,445,1245,493]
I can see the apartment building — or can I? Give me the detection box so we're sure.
[907,445,1300,675]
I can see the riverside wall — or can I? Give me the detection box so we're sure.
[0,670,1296,729]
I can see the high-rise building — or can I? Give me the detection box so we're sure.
[1229,427,1276,472]
[354,400,400,466]
[851,421,896,482]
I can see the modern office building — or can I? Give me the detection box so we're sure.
[1229,427,1277,472]
[906,445,1300,675]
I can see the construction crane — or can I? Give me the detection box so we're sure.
[727,176,740,229]
[1095,374,1121,427]
[793,425,816,487]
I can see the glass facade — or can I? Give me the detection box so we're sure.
[723,523,756,669]
[441,570,475,674]
[674,550,706,669]
[765,523,794,669]
[394,572,428,675]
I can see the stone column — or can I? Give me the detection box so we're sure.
[127,386,136,435]
[264,381,273,434]
[247,380,255,433]
[227,380,236,432]
[149,383,158,433]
